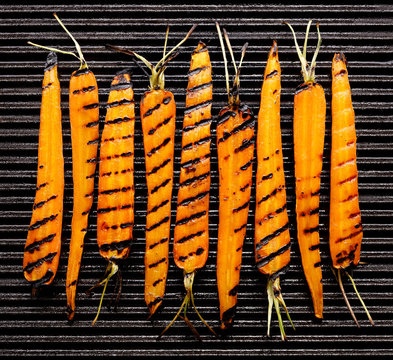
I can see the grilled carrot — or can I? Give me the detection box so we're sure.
[216,23,254,331]
[159,41,216,339]
[107,25,196,317]
[23,52,63,288]
[330,53,373,326]
[29,13,99,320]
[87,70,135,325]
[255,41,294,340]
[286,20,325,319]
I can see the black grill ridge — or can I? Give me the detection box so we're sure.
[1,3,393,357]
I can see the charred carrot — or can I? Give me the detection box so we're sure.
[216,23,254,330]
[330,53,373,326]
[23,52,63,288]
[107,25,196,317]
[29,13,99,320]
[286,20,325,319]
[159,41,216,339]
[87,70,135,325]
[255,41,294,340]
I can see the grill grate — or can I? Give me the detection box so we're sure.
[1,3,393,357]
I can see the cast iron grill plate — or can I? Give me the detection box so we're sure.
[0,3,393,357]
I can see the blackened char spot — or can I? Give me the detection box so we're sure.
[295,83,310,95]
[182,136,211,151]
[217,118,255,143]
[120,222,133,229]
[153,278,163,287]
[148,297,163,308]
[229,285,238,296]
[42,83,52,90]
[111,83,133,91]
[107,99,133,109]
[73,68,91,77]
[335,69,347,76]
[195,247,204,256]
[150,237,168,250]
[221,304,237,325]
[36,182,48,191]
[309,244,320,251]
[335,229,363,243]
[265,70,278,79]
[234,223,247,233]
[240,159,253,171]
[44,52,57,72]
[162,96,172,105]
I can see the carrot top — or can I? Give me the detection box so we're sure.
[284,20,322,84]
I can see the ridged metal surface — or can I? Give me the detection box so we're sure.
[1,3,393,357]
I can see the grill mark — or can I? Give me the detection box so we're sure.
[82,210,90,216]
[234,223,247,233]
[229,285,238,296]
[100,239,132,253]
[263,156,269,161]
[149,237,169,250]
[150,178,171,194]
[110,83,133,91]
[188,81,213,93]
[107,99,133,109]
[181,153,210,168]
[85,191,94,198]
[258,186,282,205]
[335,69,347,76]
[73,68,91,77]
[42,82,52,90]
[180,171,210,187]
[338,174,357,185]
[295,83,310,95]
[146,216,170,232]
[148,257,166,268]
[256,222,289,250]
[337,158,355,168]
[176,211,206,226]
[188,66,208,77]
[178,255,188,262]
[182,136,211,151]
[222,304,237,323]
[147,158,171,176]
[235,136,255,153]
[176,230,204,244]
[148,297,163,308]
[86,120,99,128]
[23,252,57,274]
[106,116,133,125]
[196,247,205,256]
[262,173,273,181]
[240,159,253,171]
[153,278,164,287]
[120,222,133,229]
[101,171,112,177]
[24,233,56,253]
[44,52,57,72]
[270,263,290,281]
[217,118,255,142]
[33,195,57,210]
[97,206,117,214]
[309,244,320,251]
[240,183,250,192]
[148,199,169,214]
[100,186,132,195]
[121,168,132,174]
[147,137,171,157]
[233,201,250,213]
[73,85,96,94]
[184,99,213,114]
[183,118,212,132]
[86,173,95,179]
[148,116,172,135]
[86,157,98,163]
[178,191,209,207]
[342,194,358,202]
[335,229,363,243]
[39,165,44,169]
[349,211,361,219]
[304,226,319,234]
[314,261,322,268]
[29,269,54,287]
[36,182,48,191]
[311,189,320,197]
[143,103,160,117]
[265,69,278,79]
[258,203,287,225]
[121,204,132,210]
[87,137,100,145]
[28,214,58,231]
[256,243,291,268]
[162,96,172,105]
[309,207,319,216]
[83,103,99,110]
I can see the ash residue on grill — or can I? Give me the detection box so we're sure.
[0,3,393,357]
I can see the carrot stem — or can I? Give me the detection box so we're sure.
[337,268,360,327]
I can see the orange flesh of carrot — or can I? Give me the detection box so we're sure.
[217,104,255,330]
[330,53,362,269]
[141,89,175,316]
[66,68,99,320]
[174,41,212,274]
[293,82,325,319]
[23,52,64,287]
[97,71,135,261]
[255,41,290,278]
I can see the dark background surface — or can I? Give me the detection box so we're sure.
[0,3,393,357]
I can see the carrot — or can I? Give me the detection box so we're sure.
[330,53,374,326]
[29,13,99,320]
[87,70,135,325]
[285,20,325,319]
[107,25,196,317]
[255,41,294,340]
[23,52,63,289]
[159,41,216,340]
[215,23,254,331]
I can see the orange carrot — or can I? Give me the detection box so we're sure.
[286,20,325,319]
[107,25,196,317]
[23,52,63,288]
[216,23,254,331]
[330,53,374,326]
[159,41,216,339]
[88,70,135,325]
[255,41,294,340]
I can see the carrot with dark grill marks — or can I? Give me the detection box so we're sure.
[29,13,99,320]
[107,25,196,317]
[216,23,254,331]
[159,41,216,340]
[23,51,63,288]
[330,53,373,326]
[286,20,325,319]
[87,70,135,325]
[255,41,294,340]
